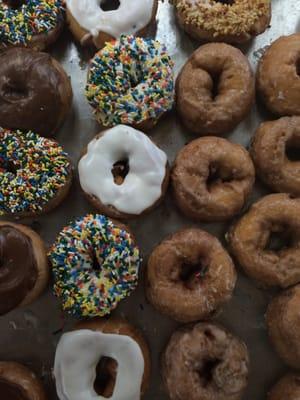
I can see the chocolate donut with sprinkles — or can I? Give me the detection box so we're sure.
[85,35,175,131]
[0,128,72,217]
[0,0,65,50]
[48,214,141,318]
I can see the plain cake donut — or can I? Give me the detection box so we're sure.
[268,374,300,400]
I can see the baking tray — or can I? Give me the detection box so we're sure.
[1,1,300,399]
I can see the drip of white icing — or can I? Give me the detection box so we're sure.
[66,0,154,39]
[54,329,144,400]
[78,125,168,215]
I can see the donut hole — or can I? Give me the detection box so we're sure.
[2,0,26,9]
[2,80,28,101]
[296,58,300,77]
[266,226,293,252]
[180,260,208,289]
[207,163,233,190]
[214,0,235,5]
[196,358,221,387]
[94,357,118,397]
[100,0,120,11]
[0,160,17,175]
[210,72,222,100]
[285,139,300,162]
[0,379,28,399]
[112,159,129,185]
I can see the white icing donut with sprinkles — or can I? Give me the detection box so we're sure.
[78,125,169,219]
[65,0,158,48]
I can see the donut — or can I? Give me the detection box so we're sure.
[78,125,169,220]
[162,322,249,400]
[54,318,150,400]
[171,137,255,222]
[227,194,300,288]
[0,362,47,400]
[269,374,300,400]
[257,33,300,116]
[266,285,300,369]
[146,228,236,322]
[176,43,255,135]
[0,47,73,138]
[0,221,49,316]
[171,0,271,44]
[251,117,300,196]
[85,35,174,131]
[0,0,65,50]
[48,214,141,318]
[65,0,158,49]
[0,128,72,217]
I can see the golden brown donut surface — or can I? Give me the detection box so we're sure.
[176,43,255,136]
[227,194,300,288]
[171,137,255,222]
[268,373,300,400]
[146,228,236,322]
[266,285,300,369]
[0,362,47,400]
[251,117,300,196]
[162,322,249,400]
[257,33,300,116]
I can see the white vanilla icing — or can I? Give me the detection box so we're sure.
[66,0,154,39]
[54,329,144,400]
[78,125,168,215]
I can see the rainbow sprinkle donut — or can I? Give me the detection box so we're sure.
[0,0,65,50]
[85,35,174,130]
[49,214,141,318]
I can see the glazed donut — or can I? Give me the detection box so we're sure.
[85,35,174,131]
[227,194,300,288]
[162,322,249,400]
[171,0,271,44]
[0,47,72,137]
[146,228,236,322]
[266,285,300,369]
[0,221,49,316]
[269,374,300,400]
[66,0,158,49]
[171,137,255,222]
[54,318,150,400]
[257,33,300,116]
[0,362,47,400]
[0,128,72,217]
[78,125,169,219]
[251,117,300,196]
[49,214,141,318]
[176,43,255,135]
[0,0,65,50]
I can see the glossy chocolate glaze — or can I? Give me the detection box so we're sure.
[0,226,37,315]
[0,378,28,400]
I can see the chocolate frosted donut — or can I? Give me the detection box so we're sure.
[269,374,300,400]
[0,221,49,315]
[162,323,249,400]
[146,228,236,322]
[176,43,255,135]
[257,33,300,116]
[227,194,300,288]
[251,117,300,196]
[171,137,255,222]
[0,47,72,137]
[266,285,300,369]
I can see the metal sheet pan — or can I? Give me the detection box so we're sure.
[1,1,300,398]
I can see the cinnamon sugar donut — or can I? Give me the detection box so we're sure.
[146,228,236,322]
[176,43,255,136]
[162,322,249,400]
[251,117,300,196]
[172,137,255,222]
[269,374,300,400]
[227,194,300,288]
[257,33,300,116]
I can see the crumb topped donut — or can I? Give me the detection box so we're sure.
[176,43,255,136]
[86,35,174,131]
[269,374,300,400]
[78,125,169,219]
[171,0,271,44]
[162,322,249,400]
[146,228,236,322]
[66,0,158,48]
[0,0,65,50]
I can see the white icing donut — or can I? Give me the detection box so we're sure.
[78,125,168,215]
[66,0,155,39]
[54,329,144,400]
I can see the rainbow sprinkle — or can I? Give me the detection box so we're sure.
[0,0,64,47]
[49,214,141,318]
[85,35,175,127]
[0,128,71,215]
